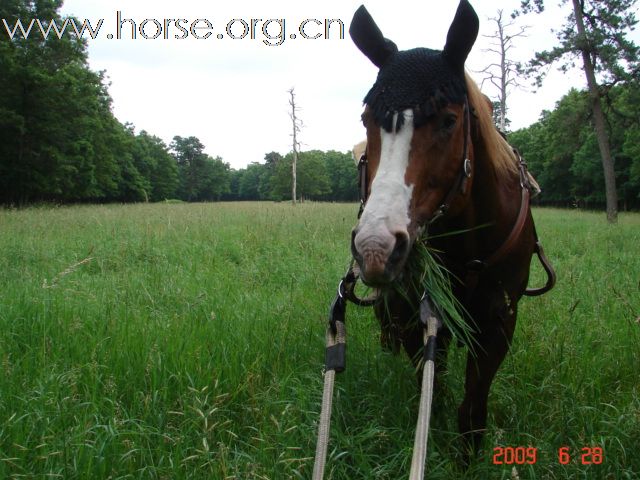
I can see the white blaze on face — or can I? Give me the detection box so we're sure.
[355,109,414,256]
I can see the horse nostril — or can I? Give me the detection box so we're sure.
[389,231,410,264]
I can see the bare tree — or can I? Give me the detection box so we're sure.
[478,10,528,132]
[288,88,302,205]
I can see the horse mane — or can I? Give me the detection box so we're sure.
[465,74,519,180]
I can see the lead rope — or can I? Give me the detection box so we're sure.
[313,275,441,480]
[409,294,440,480]
[312,284,347,480]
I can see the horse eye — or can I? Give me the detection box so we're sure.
[441,113,458,131]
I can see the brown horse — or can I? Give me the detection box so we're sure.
[348,0,554,458]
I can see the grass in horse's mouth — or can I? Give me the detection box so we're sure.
[380,235,477,356]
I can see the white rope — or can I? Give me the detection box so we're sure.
[312,368,335,480]
[312,321,345,480]
[408,316,439,480]
[312,312,438,480]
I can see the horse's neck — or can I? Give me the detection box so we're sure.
[438,139,520,263]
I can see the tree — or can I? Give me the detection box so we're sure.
[518,0,640,222]
[509,82,640,209]
[324,150,359,201]
[134,131,179,201]
[608,81,640,209]
[260,152,283,200]
[287,88,302,205]
[478,10,528,132]
[296,151,331,200]
[0,0,230,205]
[0,0,116,203]
[200,156,231,201]
[0,0,172,204]
[238,163,263,200]
[269,150,333,201]
[170,136,208,201]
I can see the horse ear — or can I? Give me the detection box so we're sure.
[442,0,479,74]
[349,5,398,68]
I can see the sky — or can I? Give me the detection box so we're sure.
[55,0,633,170]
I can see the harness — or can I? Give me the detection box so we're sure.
[354,97,555,299]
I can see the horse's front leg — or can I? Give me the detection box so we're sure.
[374,301,403,354]
[458,292,517,461]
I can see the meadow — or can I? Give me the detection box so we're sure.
[0,202,638,479]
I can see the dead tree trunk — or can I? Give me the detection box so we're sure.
[288,88,301,206]
[496,11,508,132]
[479,10,528,132]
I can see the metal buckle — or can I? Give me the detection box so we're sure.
[428,204,447,225]
[463,158,472,178]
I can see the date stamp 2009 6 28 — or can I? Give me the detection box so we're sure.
[492,446,604,465]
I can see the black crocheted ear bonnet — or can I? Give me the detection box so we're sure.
[363,48,467,132]
[349,0,479,132]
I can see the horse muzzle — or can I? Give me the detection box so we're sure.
[351,226,411,286]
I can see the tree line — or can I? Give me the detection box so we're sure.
[2,0,638,210]
[509,82,640,210]
[227,150,358,202]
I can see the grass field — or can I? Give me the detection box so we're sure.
[0,202,638,479]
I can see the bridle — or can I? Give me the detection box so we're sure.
[354,96,555,297]
[357,97,472,223]
[427,96,473,225]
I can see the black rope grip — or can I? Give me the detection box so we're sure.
[423,335,437,363]
[325,341,346,373]
[326,293,347,373]
[328,293,346,333]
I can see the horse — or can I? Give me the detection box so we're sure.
[348,0,555,459]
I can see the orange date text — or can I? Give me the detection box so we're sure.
[492,446,538,465]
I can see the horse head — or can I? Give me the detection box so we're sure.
[349,0,479,286]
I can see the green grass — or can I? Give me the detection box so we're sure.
[0,203,638,479]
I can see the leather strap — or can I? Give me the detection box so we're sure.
[357,153,368,219]
[482,160,532,269]
[428,97,472,225]
[524,231,557,297]
[463,151,556,296]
